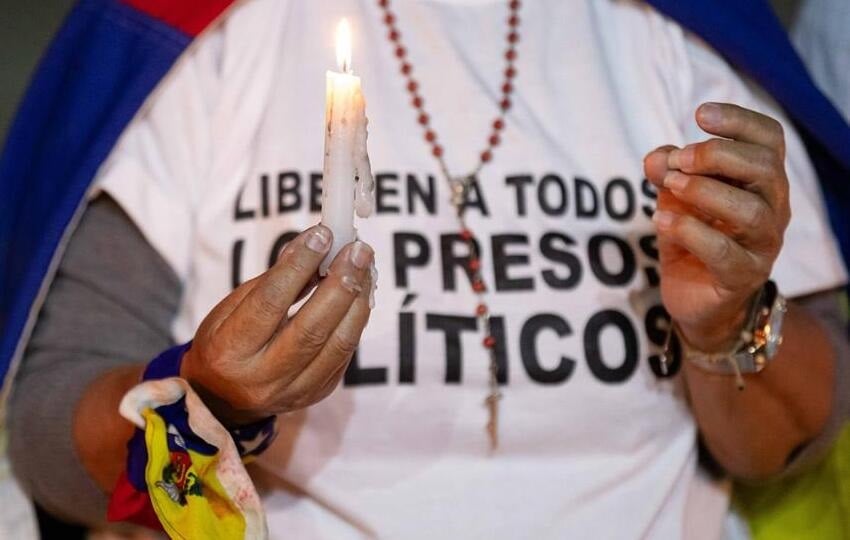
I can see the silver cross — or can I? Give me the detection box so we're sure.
[449,177,469,208]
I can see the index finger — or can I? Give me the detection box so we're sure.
[214,224,332,357]
[695,102,785,156]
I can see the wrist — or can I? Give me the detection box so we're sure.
[179,346,269,428]
[145,342,278,450]
[669,281,786,390]
[676,293,755,352]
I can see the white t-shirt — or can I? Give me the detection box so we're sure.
[93,0,846,538]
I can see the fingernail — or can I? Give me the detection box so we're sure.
[663,171,689,193]
[653,210,675,229]
[668,146,694,170]
[306,226,331,253]
[699,103,722,128]
[350,241,373,270]
[341,274,363,294]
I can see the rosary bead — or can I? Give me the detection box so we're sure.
[381,0,520,450]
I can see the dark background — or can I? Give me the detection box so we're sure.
[0,0,803,145]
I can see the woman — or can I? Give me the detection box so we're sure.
[6,0,848,538]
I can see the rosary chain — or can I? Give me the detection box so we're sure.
[378,0,522,450]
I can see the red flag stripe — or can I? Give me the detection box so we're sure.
[107,472,163,531]
[121,0,236,37]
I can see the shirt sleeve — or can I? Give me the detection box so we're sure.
[679,32,847,298]
[8,195,181,526]
[91,23,226,281]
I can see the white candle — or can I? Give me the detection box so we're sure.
[320,18,374,275]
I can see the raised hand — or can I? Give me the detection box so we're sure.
[181,225,374,425]
[644,102,791,351]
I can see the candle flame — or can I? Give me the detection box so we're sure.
[336,18,352,73]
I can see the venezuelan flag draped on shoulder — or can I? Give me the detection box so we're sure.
[1,0,849,537]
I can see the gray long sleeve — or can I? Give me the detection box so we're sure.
[8,195,181,525]
[780,288,850,476]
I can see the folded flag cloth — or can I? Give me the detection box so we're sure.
[107,376,268,539]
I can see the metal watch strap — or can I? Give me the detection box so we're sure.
[663,280,786,389]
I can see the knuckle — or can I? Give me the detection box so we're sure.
[205,332,233,365]
[711,235,733,263]
[255,279,291,317]
[742,200,770,230]
[742,148,774,182]
[695,140,721,168]
[721,188,745,216]
[282,256,308,277]
[759,147,783,174]
[293,320,330,351]
[328,334,359,358]
[255,290,284,319]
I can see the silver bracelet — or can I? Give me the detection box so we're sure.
[661,281,786,390]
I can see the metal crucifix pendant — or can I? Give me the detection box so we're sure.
[485,390,502,451]
[449,176,469,209]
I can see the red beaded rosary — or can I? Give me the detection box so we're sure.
[378,0,522,450]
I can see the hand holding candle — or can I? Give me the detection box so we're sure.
[320,18,375,276]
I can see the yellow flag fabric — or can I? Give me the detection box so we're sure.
[735,423,850,539]
[143,409,247,539]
